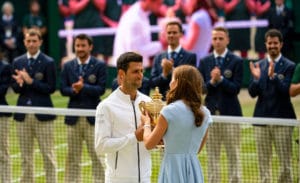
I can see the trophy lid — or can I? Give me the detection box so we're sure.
[152,87,163,100]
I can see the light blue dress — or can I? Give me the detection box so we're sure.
[158,100,213,183]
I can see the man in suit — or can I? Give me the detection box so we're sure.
[199,26,243,183]
[150,20,196,99]
[268,0,294,60]
[248,29,296,183]
[60,33,105,183]
[290,62,300,97]
[11,28,57,183]
[0,52,12,183]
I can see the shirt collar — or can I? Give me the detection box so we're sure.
[168,45,181,54]
[77,56,91,65]
[27,50,40,60]
[2,15,13,21]
[276,5,284,11]
[268,54,282,63]
[213,48,228,58]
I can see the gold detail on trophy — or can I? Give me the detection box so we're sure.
[139,87,166,127]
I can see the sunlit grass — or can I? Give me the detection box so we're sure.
[5,88,300,182]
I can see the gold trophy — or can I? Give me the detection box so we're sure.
[139,87,165,127]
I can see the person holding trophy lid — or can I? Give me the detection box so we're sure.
[142,65,213,183]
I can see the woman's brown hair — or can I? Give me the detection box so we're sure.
[166,65,204,127]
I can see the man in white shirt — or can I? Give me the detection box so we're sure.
[112,0,163,68]
[95,52,152,183]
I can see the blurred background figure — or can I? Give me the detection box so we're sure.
[290,62,300,97]
[268,0,295,60]
[22,0,47,36]
[214,0,251,59]
[69,0,106,59]
[112,0,163,68]
[99,0,125,64]
[180,0,218,67]
[58,0,75,67]
[0,49,12,183]
[0,1,21,63]
[22,0,48,53]
[246,0,271,59]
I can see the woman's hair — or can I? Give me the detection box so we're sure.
[166,65,204,127]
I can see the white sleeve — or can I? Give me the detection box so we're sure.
[125,21,162,57]
[95,103,137,155]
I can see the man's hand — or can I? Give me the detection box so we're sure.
[20,68,33,85]
[72,76,84,93]
[12,69,24,87]
[249,61,261,80]
[161,58,173,77]
[210,67,222,84]
[135,124,144,142]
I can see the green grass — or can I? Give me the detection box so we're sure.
[5,89,300,182]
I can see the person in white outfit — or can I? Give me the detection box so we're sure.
[112,0,163,68]
[95,52,152,183]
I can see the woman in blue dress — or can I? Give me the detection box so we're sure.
[142,65,213,183]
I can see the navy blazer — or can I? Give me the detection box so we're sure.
[11,53,56,121]
[268,6,294,56]
[150,48,196,98]
[60,57,107,125]
[0,61,12,117]
[199,51,243,116]
[248,56,296,119]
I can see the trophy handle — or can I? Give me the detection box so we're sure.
[139,101,146,115]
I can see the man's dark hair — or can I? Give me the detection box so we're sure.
[265,29,283,43]
[117,52,143,72]
[75,34,93,45]
[166,20,183,33]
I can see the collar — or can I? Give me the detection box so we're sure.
[27,50,40,60]
[77,56,91,65]
[168,45,182,54]
[2,15,13,21]
[276,5,284,11]
[116,87,141,101]
[213,48,228,58]
[268,54,282,63]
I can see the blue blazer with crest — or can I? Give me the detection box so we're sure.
[248,56,296,119]
[150,48,196,98]
[199,51,243,116]
[11,52,56,121]
[60,56,107,125]
[0,61,12,117]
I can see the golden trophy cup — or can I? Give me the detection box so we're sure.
[139,87,165,127]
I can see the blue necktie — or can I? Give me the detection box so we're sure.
[79,64,87,76]
[28,58,35,67]
[216,56,223,67]
[171,51,177,60]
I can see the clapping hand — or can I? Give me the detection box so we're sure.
[249,61,261,80]
[72,76,84,94]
